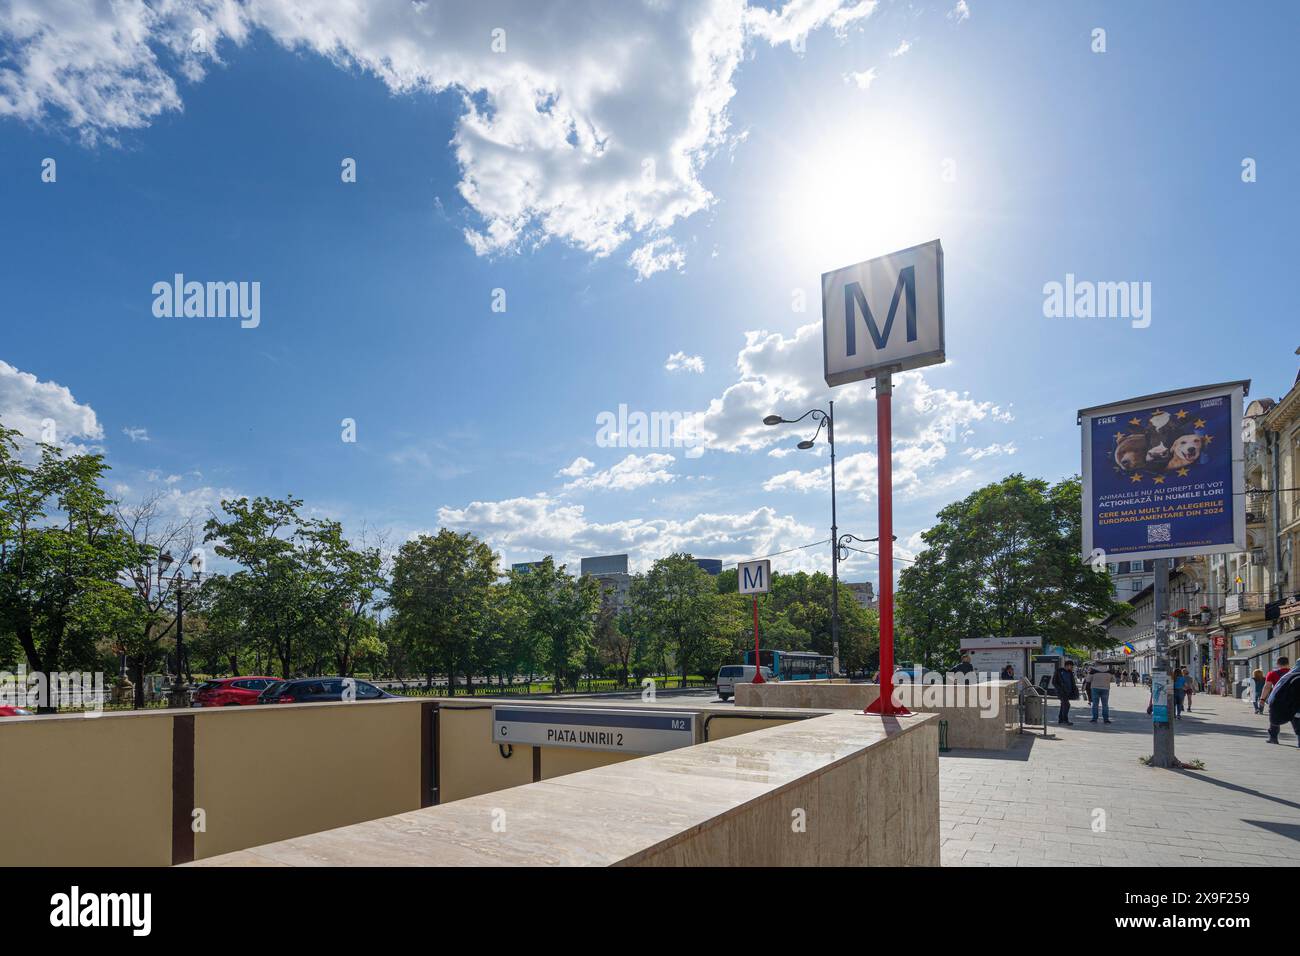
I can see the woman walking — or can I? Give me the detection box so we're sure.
[1173,669,1187,718]
[1252,668,1267,714]
[1183,667,1194,712]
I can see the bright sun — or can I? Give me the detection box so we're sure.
[772,116,948,277]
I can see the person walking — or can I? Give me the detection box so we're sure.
[1089,665,1113,724]
[1265,664,1300,746]
[1183,667,1194,712]
[1053,660,1078,725]
[1261,657,1292,710]
[1173,668,1188,718]
[1251,668,1267,714]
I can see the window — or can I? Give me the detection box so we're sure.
[1132,580,1142,592]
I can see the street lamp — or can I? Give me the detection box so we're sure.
[158,550,204,709]
[764,402,841,675]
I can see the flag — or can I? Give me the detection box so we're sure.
[1122,643,1135,656]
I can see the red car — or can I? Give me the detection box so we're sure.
[191,676,283,707]
[0,705,33,716]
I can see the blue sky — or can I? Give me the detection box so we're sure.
[1,0,1296,581]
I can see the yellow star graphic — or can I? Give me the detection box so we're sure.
[1204,435,1213,444]
[1193,418,1205,429]
[1130,473,1143,483]
[1153,475,1165,484]
[1177,467,1189,477]
[1129,417,1142,427]
[1176,409,1188,419]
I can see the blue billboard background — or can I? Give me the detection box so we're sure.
[1088,392,1235,557]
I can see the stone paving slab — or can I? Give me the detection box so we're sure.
[938,685,1299,866]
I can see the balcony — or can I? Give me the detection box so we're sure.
[1222,592,1266,625]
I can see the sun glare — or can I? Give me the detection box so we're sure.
[774,118,948,277]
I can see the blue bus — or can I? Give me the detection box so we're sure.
[743,649,835,681]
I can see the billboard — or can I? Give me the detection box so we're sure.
[822,239,945,387]
[1079,381,1248,564]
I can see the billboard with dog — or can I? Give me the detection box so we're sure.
[1079,381,1248,564]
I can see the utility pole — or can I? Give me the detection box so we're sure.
[1150,557,1177,767]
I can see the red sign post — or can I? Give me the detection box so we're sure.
[865,373,908,715]
[751,595,764,683]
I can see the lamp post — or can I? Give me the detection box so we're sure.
[159,550,204,709]
[764,402,840,675]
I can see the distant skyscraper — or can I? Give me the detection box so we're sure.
[580,554,631,614]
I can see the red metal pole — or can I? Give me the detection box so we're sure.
[867,373,908,715]
[751,594,765,682]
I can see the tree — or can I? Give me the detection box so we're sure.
[115,494,203,707]
[203,496,315,678]
[628,554,726,682]
[0,426,139,708]
[387,530,497,694]
[896,474,1132,662]
[515,557,599,692]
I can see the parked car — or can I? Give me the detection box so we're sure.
[0,705,34,717]
[715,664,773,701]
[191,676,283,707]
[257,677,398,704]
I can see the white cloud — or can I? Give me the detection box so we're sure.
[0,1,878,274]
[563,452,676,492]
[438,493,817,571]
[961,442,1017,461]
[665,351,705,374]
[843,67,877,90]
[0,359,103,452]
[748,0,877,48]
[948,1,971,24]
[890,39,912,57]
[556,456,595,478]
[629,238,687,280]
[123,425,150,442]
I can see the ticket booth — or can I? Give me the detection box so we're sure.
[958,636,1043,680]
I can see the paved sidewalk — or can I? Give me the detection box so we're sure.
[939,685,1300,866]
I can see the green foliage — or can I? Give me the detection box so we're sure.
[896,474,1133,665]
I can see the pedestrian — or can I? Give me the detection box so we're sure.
[1260,657,1292,710]
[1052,659,1078,725]
[1000,662,1015,681]
[1183,667,1194,712]
[951,654,974,676]
[1251,668,1267,714]
[1265,665,1300,746]
[1089,665,1113,724]
[1173,668,1188,718]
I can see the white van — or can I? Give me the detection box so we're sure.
[715,664,773,700]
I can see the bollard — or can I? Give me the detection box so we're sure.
[938,719,950,753]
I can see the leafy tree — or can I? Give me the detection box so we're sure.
[896,474,1132,662]
[628,554,726,681]
[516,557,599,692]
[387,530,498,694]
[0,427,139,708]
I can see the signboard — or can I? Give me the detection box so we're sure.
[822,239,945,387]
[1151,671,1169,722]
[959,636,1042,651]
[1079,382,1248,563]
[737,559,771,594]
[491,705,697,755]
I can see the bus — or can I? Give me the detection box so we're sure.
[742,649,835,681]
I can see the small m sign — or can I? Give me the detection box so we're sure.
[822,239,945,387]
[738,559,771,594]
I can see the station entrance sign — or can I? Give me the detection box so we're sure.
[491,704,697,755]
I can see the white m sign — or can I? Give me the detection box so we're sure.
[737,559,771,594]
[822,239,945,387]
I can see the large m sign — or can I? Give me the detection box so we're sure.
[822,239,945,387]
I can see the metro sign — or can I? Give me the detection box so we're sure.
[737,559,771,594]
[822,239,945,387]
